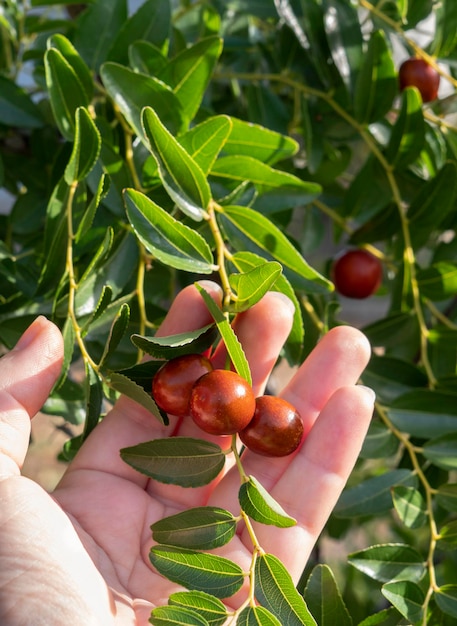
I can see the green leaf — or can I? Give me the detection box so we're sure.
[98,302,130,367]
[391,486,428,529]
[223,117,298,165]
[44,47,90,140]
[120,437,225,487]
[178,116,233,175]
[362,355,427,404]
[129,41,168,76]
[0,75,44,128]
[158,36,223,124]
[334,469,418,517]
[218,205,332,293]
[254,553,317,625]
[81,361,103,441]
[195,284,251,385]
[228,262,282,313]
[149,546,244,599]
[151,507,237,550]
[75,173,109,242]
[100,63,184,141]
[353,30,397,124]
[431,0,457,57]
[237,606,282,625]
[107,0,171,67]
[436,484,457,513]
[386,390,457,438]
[423,433,457,470]
[150,605,209,625]
[385,87,425,169]
[108,372,167,425]
[142,106,211,220]
[435,585,457,618]
[348,543,425,583]
[168,590,227,626]
[123,188,215,273]
[47,33,93,101]
[437,520,457,550]
[210,156,316,191]
[303,564,352,626]
[130,324,218,360]
[238,475,296,528]
[356,608,402,626]
[64,107,101,183]
[417,261,457,301]
[359,420,399,460]
[73,0,127,71]
[381,580,424,623]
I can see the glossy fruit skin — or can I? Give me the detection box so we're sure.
[239,395,304,457]
[189,369,256,436]
[399,58,440,103]
[152,353,213,417]
[332,249,382,299]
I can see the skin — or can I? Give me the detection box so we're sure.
[0,280,374,625]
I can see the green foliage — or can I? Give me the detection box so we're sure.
[1,0,457,623]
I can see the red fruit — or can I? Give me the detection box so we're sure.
[189,369,256,436]
[332,249,382,299]
[399,58,440,103]
[152,353,213,417]
[239,395,304,457]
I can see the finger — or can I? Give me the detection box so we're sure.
[248,384,375,582]
[60,281,222,486]
[0,317,64,477]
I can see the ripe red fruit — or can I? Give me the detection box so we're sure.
[152,353,213,417]
[399,58,440,103]
[332,249,382,299]
[239,395,304,457]
[189,369,256,436]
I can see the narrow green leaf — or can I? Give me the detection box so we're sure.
[435,585,457,618]
[386,389,457,438]
[128,41,168,76]
[223,117,298,165]
[178,116,233,175]
[158,36,223,123]
[391,486,428,529]
[81,361,103,440]
[150,605,209,625]
[385,87,425,169]
[353,30,397,124]
[196,284,251,385]
[417,261,457,301]
[120,437,225,487]
[64,107,101,183]
[47,33,93,101]
[356,607,402,626]
[44,47,89,140]
[100,62,184,140]
[228,262,282,313]
[359,420,399,460]
[142,107,211,220]
[150,546,244,599]
[254,553,317,625]
[0,75,44,128]
[130,324,218,360]
[437,520,457,550]
[381,580,424,623]
[334,469,418,517]
[75,173,109,243]
[238,475,296,528]
[423,433,457,470]
[151,507,237,550]
[98,302,130,368]
[108,372,167,425]
[303,564,352,626]
[348,543,425,583]
[219,205,332,293]
[168,591,227,626]
[124,188,215,273]
[362,355,428,404]
[237,606,282,625]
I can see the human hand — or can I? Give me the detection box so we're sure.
[0,281,374,625]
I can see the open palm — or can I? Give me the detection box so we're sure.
[0,281,374,625]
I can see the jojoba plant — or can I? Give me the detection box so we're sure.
[332,249,382,299]
[152,353,213,417]
[240,395,304,457]
[398,57,440,103]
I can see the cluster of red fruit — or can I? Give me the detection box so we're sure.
[152,354,304,457]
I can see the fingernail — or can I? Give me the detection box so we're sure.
[359,385,376,404]
[270,291,295,315]
[14,316,47,351]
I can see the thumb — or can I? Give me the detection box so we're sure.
[0,316,64,477]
